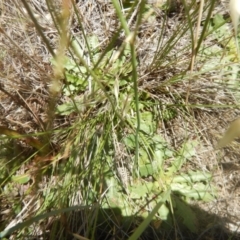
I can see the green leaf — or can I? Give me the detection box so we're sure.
[123,134,135,149]
[56,97,87,115]
[129,182,151,198]
[139,163,156,177]
[170,182,216,201]
[56,102,78,115]
[172,171,212,183]
[129,181,160,200]
[139,148,149,164]
[139,111,155,134]
[212,14,225,29]
[152,134,165,144]
[179,140,198,159]
[139,122,152,134]
[173,196,198,233]
[12,174,30,184]
[163,148,174,158]
[152,135,173,161]
[106,192,133,216]
[167,140,198,174]
[154,149,164,166]
[128,188,171,240]
[14,203,22,214]
[158,203,169,220]
[60,57,76,71]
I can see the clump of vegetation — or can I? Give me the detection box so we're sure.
[0,0,240,239]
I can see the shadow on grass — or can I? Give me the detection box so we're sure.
[42,199,240,240]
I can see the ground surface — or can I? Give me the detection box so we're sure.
[0,0,240,239]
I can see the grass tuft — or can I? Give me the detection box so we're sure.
[1,0,240,239]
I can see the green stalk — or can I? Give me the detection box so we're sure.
[111,0,146,174]
[195,0,217,56]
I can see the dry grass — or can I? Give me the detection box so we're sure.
[0,0,240,239]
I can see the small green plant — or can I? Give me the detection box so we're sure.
[103,128,215,233]
[55,34,133,116]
